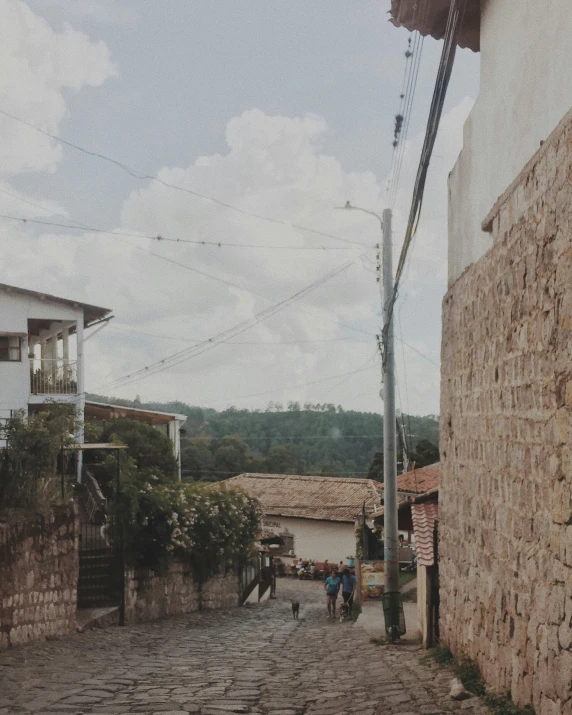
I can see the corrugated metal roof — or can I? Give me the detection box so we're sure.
[221,473,382,523]
[389,0,480,52]
[412,502,439,567]
[397,463,440,495]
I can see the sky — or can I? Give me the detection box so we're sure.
[0,0,480,415]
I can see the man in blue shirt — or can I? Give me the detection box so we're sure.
[341,569,357,615]
[324,570,341,618]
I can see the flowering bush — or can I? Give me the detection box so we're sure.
[119,478,260,579]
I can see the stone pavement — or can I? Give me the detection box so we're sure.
[0,580,489,715]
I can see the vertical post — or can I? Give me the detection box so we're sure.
[60,443,65,499]
[116,448,126,626]
[383,209,399,600]
[76,317,85,483]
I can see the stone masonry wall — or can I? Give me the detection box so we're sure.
[441,107,572,714]
[125,562,240,623]
[0,505,78,649]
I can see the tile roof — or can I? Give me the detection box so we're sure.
[221,473,382,523]
[396,463,440,495]
[412,502,439,567]
[389,0,481,52]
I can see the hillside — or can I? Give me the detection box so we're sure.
[87,394,439,481]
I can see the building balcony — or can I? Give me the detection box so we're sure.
[30,358,78,395]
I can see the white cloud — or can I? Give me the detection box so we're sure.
[0,2,473,415]
[0,0,116,174]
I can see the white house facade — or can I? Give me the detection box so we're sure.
[0,283,112,471]
[221,473,382,565]
[447,0,572,283]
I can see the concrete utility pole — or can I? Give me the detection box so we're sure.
[336,203,401,638]
[381,208,399,600]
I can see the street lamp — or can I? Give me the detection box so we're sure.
[335,201,401,640]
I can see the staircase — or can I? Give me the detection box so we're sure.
[78,548,121,608]
[76,472,122,610]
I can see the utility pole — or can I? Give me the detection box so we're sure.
[335,203,401,638]
[382,209,399,602]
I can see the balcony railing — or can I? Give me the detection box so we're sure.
[30,358,78,395]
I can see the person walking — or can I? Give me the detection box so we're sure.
[341,568,357,616]
[324,570,341,618]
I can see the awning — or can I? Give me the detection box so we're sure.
[411,502,439,566]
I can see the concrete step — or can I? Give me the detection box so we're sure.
[76,606,120,633]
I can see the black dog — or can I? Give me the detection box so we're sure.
[291,600,300,619]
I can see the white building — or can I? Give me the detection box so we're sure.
[0,283,112,463]
[390,0,572,284]
[221,473,382,564]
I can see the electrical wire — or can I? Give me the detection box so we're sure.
[382,0,469,364]
[96,256,366,392]
[0,213,362,251]
[225,362,378,403]
[388,33,425,211]
[107,325,373,345]
[0,108,366,249]
[0,190,377,343]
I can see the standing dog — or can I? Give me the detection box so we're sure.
[291,600,300,619]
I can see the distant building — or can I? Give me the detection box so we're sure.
[220,473,382,564]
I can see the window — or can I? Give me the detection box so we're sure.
[0,336,21,362]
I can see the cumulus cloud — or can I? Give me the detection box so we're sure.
[0,0,116,174]
[0,4,472,414]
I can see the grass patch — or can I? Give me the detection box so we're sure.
[483,693,536,715]
[370,636,387,646]
[420,648,535,715]
[420,645,453,667]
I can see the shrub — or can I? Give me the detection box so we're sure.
[117,479,260,578]
[0,406,77,512]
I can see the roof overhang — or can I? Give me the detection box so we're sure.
[0,282,112,327]
[85,401,188,426]
[389,0,480,52]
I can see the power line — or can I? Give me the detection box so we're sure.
[96,256,365,391]
[0,108,367,248]
[1,189,378,345]
[107,325,372,345]
[106,323,437,366]
[0,213,362,252]
[382,0,469,363]
[227,362,378,403]
[388,32,425,210]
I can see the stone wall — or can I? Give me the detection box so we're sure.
[125,562,240,623]
[441,108,572,714]
[0,505,78,649]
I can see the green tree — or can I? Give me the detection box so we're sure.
[181,434,215,481]
[0,405,77,511]
[265,444,305,474]
[410,439,439,468]
[367,451,384,482]
[99,418,178,480]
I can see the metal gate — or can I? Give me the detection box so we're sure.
[77,470,124,610]
[78,516,123,608]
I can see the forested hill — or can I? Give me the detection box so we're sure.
[88,395,439,481]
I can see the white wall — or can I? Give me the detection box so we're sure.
[0,290,83,419]
[448,0,572,284]
[264,516,356,564]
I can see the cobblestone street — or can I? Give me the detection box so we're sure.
[0,581,488,715]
